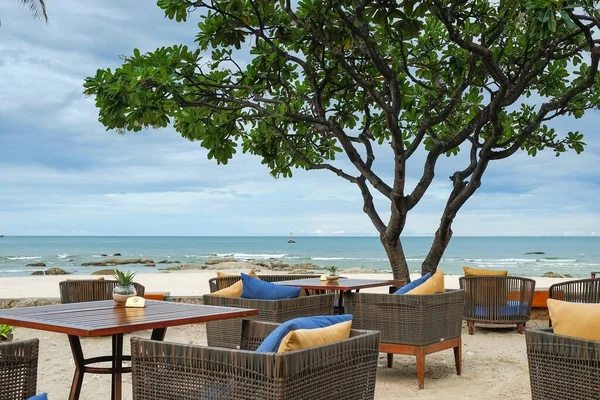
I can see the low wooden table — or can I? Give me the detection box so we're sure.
[0,300,258,400]
[275,278,404,313]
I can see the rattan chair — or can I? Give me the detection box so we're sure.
[526,328,600,400]
[208,274,321,292]
[0,339,39,400]
[59,280,145,303]
[203,293,335,348]
[459,276,535,334]
[549,278,600,303]
[344,289,464,389]
[131,320,380,400]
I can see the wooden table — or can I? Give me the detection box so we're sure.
[0,300,258,400]
[276,278,404,313]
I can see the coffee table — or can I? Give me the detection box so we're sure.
[0,300,258,400]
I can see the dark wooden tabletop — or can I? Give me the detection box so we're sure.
[0,300,258,337]
[275,278,403,291]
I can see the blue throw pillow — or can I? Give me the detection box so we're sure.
[394,273,431,294]
[27,394,48,400]
[240,273,301,300]
[256,314,353,352]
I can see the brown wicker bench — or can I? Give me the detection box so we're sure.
[0,339,39,400]
[59,280,145,303]
[526,328,600,400]
[131,320,380,400]
[208,274,321,292]
[344,289,464,389]
[203,293,335,348]
[459,276,535,334]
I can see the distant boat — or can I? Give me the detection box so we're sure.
[0,235,4,238]
[287,232,296,244]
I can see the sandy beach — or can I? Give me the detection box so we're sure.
[0,270,568,399]
[0,270,576,299]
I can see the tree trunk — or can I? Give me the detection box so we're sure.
[422,226,453,275]
[381,234,410,282]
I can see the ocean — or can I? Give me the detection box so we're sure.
[0,236,598,278]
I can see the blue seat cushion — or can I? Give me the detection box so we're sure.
[474,301,529,317]
[27,395,48,400]
[256,314,353,352]
[394,273,431,294]
[240,273,301,300]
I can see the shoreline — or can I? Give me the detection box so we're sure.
[0,269,578,299]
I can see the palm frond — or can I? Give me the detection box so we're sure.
[19,0,48,22]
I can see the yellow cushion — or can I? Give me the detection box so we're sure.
[216,268,258,278]
[548,299,600,341]
[277,320,352,353]
[406,269,444,295]
[211,280,243,297]
[463,266,508,276]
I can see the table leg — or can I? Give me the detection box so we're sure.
[151,327,167,341]
[68,335,85,400]
[111,333,124,400]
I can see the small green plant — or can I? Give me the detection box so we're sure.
[0,324,14,340]
[325,266,339,275]
[113,269,136,287]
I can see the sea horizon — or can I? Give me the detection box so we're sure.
[1,236,599,278]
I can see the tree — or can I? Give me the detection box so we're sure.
[6,1,48,22]
[83,0,600,282]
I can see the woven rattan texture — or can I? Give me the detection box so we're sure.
[526,328,600,400]
[0,339,39,400]
[131,320,380,400]
[59,280,145,303]
[203,293,335,348]
[208,274,321,292]
[549,278,600,303]
[459,276,535,324]
[344,289,464,346]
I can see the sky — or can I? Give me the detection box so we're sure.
[0,1,599,237]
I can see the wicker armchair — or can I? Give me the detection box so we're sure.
[344,289,464,389]
[526,328,600,400]
[549,278,600,303]
[459,276,535,334]
[131,320,380,400]
[208,274,320,292]
[59,280,145,303]
[203,293,335,348]
[0,339,39,400]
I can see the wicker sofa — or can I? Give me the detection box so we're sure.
[203,293,335,348]
[526,328,600,400]
[344,289,464,389]
[130,320,380,400]
[59,280,145,303]
[208,274,321,292]
[459,276,535,334]
[0,339,39,400]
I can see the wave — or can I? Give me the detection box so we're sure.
[6,256,41,260]
[232,253,288,260]
[57,254,69,258]
[311,256,388,261]
[536,259,578,263]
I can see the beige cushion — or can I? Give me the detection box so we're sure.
[548,299,600,341]
[463,266,508,276]
[277,320,352,353]
[406,269,444,295]
[216,268,258,278]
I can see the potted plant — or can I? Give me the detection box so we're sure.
[112,269,137,304]
[325,266,339,277]
[0,324,14,342]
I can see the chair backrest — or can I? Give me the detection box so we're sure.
[549,278,600,303]
[208,274,321,292]
[459,276,536,322]
[59,280,145,303]
[0,339,39,399]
